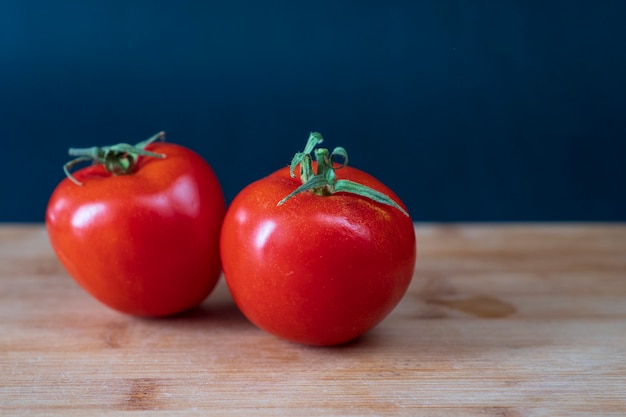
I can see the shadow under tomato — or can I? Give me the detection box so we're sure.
[162,300,253,328]
[136,278,251,327]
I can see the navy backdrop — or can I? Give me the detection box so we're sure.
[1,1,625,222]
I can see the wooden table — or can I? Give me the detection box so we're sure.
[1,224,625,416]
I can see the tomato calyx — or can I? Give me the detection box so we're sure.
[277,132,409,216]
[63,132,167,186]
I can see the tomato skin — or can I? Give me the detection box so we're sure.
[46,143,225,317]
[220,163,416,345]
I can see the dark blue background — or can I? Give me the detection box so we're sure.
[2,1,625,222]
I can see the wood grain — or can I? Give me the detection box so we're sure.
[1,224,625,416]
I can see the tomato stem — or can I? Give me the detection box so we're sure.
[277,132,409,216]
[63,132,167,186]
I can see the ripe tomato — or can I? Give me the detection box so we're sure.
[46,133,225,317]
[220,133,416,345]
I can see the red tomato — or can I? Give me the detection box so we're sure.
[220,133,416,345]
[46,137,225,317]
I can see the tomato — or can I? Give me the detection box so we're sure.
[220,133,416,345]
[46,133,225,317]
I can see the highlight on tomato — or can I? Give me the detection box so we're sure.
[220,132,416,346]
[46,132,225,317]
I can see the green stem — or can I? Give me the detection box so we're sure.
[277,132,409,216]
[63,132,167,186]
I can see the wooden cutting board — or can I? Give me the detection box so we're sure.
[1,224,625,416]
